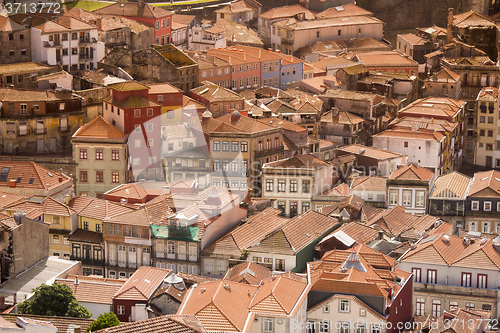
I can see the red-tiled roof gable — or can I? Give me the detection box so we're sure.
[114,267,171,301]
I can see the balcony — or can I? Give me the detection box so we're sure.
[156,252,165,258]
[79,37,91,44]
[129,262,137,269]
[414,282,497,299]
[118,260,126,268]
[70,256,104,266]
[167,253,175,259]
[255,146,284,158]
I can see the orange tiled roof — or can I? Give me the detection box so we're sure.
[223,262,272,285]
[72,116,126,140]
[55,278,124,305]
[430,171,471,199]
[468,170,500,196]
[336,222,380,244]
[389,164,434,181]
[114,266,171,301]
[69,196,136,220]
[95,314,206,333]
[0,161,72,192]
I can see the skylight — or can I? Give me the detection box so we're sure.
[0,167,10,182]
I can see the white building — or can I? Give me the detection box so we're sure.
[399,232,500,318]
[272,15,384,55]
[387,164,435,215]
[262,154,334,217]
[188,25,226,51]
[350,175,387,204]
[373,129,445,176]
[31,17,105,73]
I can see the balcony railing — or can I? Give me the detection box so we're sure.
[167,253,175,259]
[129,262,137,269]
[118,260,126,268]
[70,256,104,266]
[255,146,284,158]
[156,252,165,258]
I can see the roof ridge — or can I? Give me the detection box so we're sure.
[200,300,239,331]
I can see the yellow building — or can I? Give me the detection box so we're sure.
[68,196,135,276]
[475,87,500,168]
[3,196,77,259]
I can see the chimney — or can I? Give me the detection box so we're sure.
[447,8,454,44]
[73,326,81,333]
[13,210,26,223]
[8,179,16,188]
[96,17,102,31]
[75,276,79,285]
[138,0,145,9]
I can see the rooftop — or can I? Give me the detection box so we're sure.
[114,266,171,301]
[315,4,373,19]
[72,116,126,141]
[0,62,55,75]
[263,154,330,170]
[389,164,434,181]
[55,277,124,305]
[337,144,404,160]
[430,171,472,199]
[93,314,206,333]
[468,169,500,197]
[0,161,72,192]
[93,1,173,19]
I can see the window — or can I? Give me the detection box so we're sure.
[416,298,425,316]
[96,171,104,183]
[302,202,310,212]
[416,191,425,207]
[231,142,239,152]
[83,221,89,230]
[389,190,398,205]
[241,142,248,152]
[302,181,310,193]
[278,180,286,192]
[432,300,441,317]
[427,269,437,284]
[222,160,229,171]
[253,256,262,263]
[80,149,87,159]
[412,268,421,283]
[340,299,350,312]
[135,140,141,148]
[117,305,125,315]
[147,139,153,147]
[52,234,60,245]
[461,272,472,287]
[95,149,103,160]
[266,179,273,192]
[80,170,88,182]
[231,161,238,172]
[484,201,492,211]
[134,109,141,117]
[275,259,285,271]
[478,274,487,289]
[263,318,273,333]
[471,201,479,211]
[111,150,119,160]
[449,301,458,310]
[213,160,220,171]
[465,303,475,310]
[290,180,298,192]
[340,322,349,333]
[111,171,119,183]
[213,141,221,151]
[222,141,229,152]
[402,190,412,206]
[72,47,77,55]
[96,224,101,233]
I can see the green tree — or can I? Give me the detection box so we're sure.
[86,312,120,332]
[18,283,91,318]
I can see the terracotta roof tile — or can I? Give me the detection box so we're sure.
[389,164,434,181]
[223,262,272,285]
[430,171,472,199]
[263,154,330,170]
[351,175,387,192]
[337,144,404,160]
[72,116,126,140]
[114,267,171,301]
[315,4,373,19]
[260,5,316,20]
[55,278,123,305]
[0,314,93,332]
[468,170,500,196]
[93,1,173,19]
[336,222,380,244]
[69,196,136,220]
[0,161,72,192]
[96,314,206,333]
